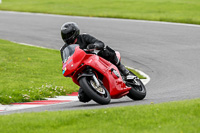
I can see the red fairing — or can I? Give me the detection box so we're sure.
[62,47,86,77]
[84,56,131,98]
[62,46,131,99]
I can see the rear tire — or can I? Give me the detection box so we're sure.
[126,72,146,100]
[79,77,111,105]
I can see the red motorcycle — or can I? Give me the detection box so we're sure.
[62,44,146,104]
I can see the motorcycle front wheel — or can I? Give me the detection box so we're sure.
[79,77,111,105]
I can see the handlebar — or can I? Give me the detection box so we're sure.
[83,49,100,54]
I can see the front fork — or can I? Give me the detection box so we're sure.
[78,68,100,87]
[92,75,101,88]
[78,68,105,95]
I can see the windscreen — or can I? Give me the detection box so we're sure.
[62,44,79,63]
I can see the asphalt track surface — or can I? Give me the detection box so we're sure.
[0,11,200,114]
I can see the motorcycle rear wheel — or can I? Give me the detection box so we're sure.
[79,77,111,105]
[126,72,146,100]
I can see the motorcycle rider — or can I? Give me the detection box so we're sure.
[60,22,132,102]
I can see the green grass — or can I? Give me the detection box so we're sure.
[0,39,145,104]
[0,39,79,104]
[127,67,146,79]
[0,0,200,25]
[0,99,199,133]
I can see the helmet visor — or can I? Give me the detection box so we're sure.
[65,30,75,39]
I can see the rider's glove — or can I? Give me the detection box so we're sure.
[87,43,104,50]
[87,44,96,49]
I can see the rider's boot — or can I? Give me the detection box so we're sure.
[78,88,91,103]
[117,61,129,76]
[117,61,135,80]
[113,56,135,81]
[117,62,140,86]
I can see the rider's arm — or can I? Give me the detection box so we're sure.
[82,34,105,50]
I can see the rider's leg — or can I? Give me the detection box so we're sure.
[98,46,130,77]
[112,55,130,76]
[78,87,91,103]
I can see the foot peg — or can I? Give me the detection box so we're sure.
[126,75,140,86]
[126,75,136,80]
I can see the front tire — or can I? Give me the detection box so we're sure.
[79,77,111,105]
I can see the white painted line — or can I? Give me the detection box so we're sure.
[0,105,43,111]
[0,96,78,112]
[12,41,54,50]
[0,10,200,28]
[126,66,150,85]
[46,96,79,101]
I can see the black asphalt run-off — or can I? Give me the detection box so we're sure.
[0,11,200,114]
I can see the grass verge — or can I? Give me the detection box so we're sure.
[0,0,200,25]
[0,39,79,104]
[0,39,145,104]
[0,98,199,133]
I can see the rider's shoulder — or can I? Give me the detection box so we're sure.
[80,33,91,37]
[80,33,96,39]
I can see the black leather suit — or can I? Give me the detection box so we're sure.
[60,33,119,65]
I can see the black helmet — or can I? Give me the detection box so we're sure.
[61,22,80,44]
